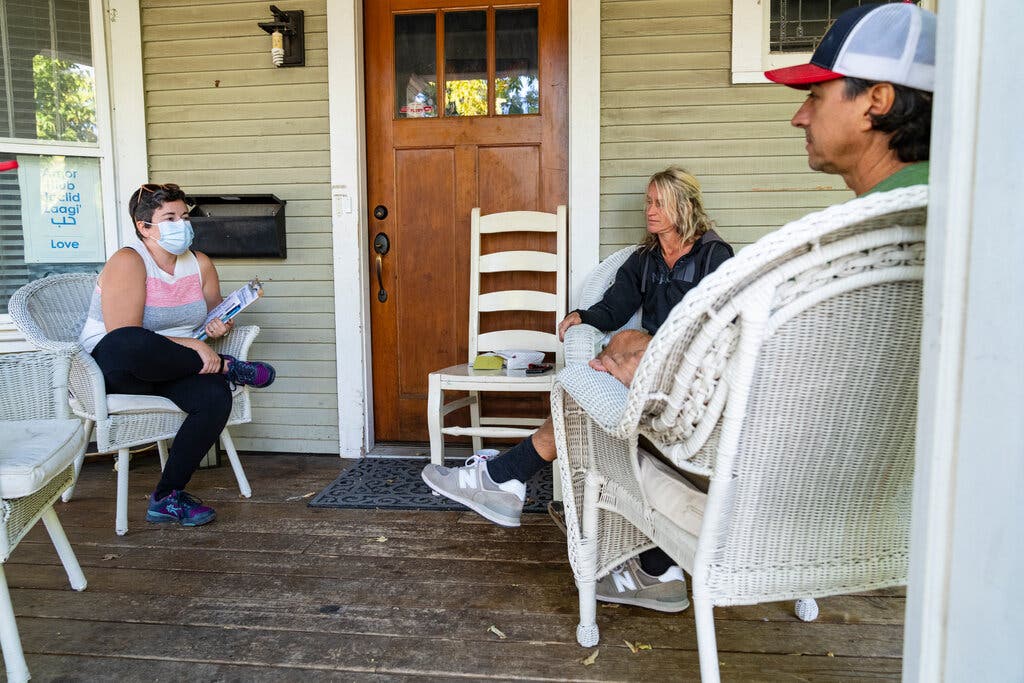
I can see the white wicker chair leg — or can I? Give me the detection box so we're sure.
[41,507,87,591]
[115,448,130,536]
[575,578,600,647]
[694,596,722,683]
[795,598,819,622]
[61,418,92,503]
[220,429,251,498]
[157,439,169,471]
[551,460,563,502]
[469,390,482,455]
[0,567,29,683]
[427,373,444,465]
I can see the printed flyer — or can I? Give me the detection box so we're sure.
[18,154,104,263]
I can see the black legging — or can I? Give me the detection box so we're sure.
[91,326,232,499]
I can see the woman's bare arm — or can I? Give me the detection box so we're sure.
[98,248,147,332]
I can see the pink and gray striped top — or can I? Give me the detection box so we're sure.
[79,240,208,353]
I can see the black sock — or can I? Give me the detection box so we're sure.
[638,548,675,576]
[485,437,547,483]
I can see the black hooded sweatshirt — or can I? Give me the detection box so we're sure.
[575,229,733,335]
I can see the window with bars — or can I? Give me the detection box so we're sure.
[731,0,934,84]
[770,0,921,53]
[0,0,105,315]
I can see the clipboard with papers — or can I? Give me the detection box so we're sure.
[193,277,263,340]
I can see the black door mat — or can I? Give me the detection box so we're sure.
[307,457,552,512]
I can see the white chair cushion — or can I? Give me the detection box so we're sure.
[0,419,85,498]
[106,393,184,414]
[637,448,707,537]
[86,388,245,416]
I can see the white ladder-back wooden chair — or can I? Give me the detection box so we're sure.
[9,273,258,536]
[551,187,927,682]
[427,206,567,468]
[0,350,88,683]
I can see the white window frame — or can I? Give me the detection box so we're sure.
[0,0,119,325]
[731,0,938,84]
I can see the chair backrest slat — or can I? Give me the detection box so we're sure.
[479,290,559,313]
[469,205,567,363]
[478,329,562,354]
[479,251,559,273]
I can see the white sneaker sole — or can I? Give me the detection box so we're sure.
[420,469,522,528]
[596,592,690,613]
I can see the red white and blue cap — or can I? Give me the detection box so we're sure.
[765,3,936,92]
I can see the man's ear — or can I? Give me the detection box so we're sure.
[867,82,896,117]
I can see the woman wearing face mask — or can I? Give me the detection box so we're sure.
[78,183,276,527]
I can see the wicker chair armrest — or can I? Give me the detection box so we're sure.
[207,324,260,361]
[563,323,605,366]
[555,364,630,434]
[0,350,73,420]
[67,348,108,421]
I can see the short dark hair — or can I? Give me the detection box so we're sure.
[128,183,187,238]
[843,77,932,163]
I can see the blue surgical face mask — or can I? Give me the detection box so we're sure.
[145,219,194,255]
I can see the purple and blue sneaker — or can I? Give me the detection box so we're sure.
[221,354,276,389]
[146,490,217,527]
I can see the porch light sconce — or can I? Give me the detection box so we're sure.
[258,5,304,67]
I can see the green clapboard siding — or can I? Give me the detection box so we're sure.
[142,0,337,454]
[600,0,853,252]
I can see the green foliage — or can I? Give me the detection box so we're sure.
[33,55,97,143]
[496,74,538,115]
[445,79,488,116]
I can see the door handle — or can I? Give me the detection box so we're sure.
[373,232,390,303]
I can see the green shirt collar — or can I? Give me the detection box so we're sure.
[863,161,930,195]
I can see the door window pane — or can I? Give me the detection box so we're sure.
[0,0,97,142]
[395,13,438,118]
[444,11,487,117]
[495,8,539,116]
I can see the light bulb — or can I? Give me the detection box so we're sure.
[271,30,284,66]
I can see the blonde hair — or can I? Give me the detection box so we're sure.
[642,166,714,251]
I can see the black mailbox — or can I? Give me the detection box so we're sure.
[186,194,287,258]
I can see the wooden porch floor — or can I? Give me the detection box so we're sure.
[6,454,905,681]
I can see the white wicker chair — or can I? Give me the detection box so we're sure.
[562,245,641,366]
[551,186,927,682]
[9,273,258,536]
[0,350,88,683]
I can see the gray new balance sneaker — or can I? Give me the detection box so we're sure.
[595,558,690,612]
[421,455,527,527]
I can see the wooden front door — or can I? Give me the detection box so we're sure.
[365,0,568,442]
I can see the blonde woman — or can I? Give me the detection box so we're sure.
[422,167,733,610]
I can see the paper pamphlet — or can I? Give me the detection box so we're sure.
[494,350,545,370]
[193,277,263,340]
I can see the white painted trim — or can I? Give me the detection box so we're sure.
[905,1,1024,679]
[327,0,372,458]
[327,0,599,452]
[88,0,119,259]
[903,1,977,676]
[568,0,601,308]
[104,0,149,246]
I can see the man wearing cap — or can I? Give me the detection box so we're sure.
[594,2,936,388]
[766,2,935,195]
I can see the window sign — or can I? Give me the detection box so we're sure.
[17,155,104,263]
